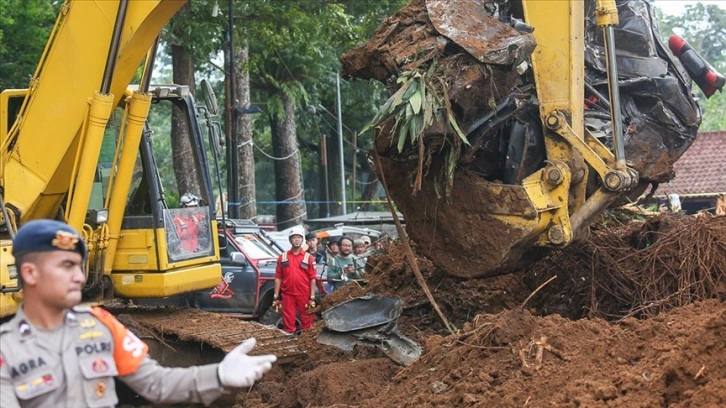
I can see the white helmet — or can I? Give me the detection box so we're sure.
[180,193,200,207]
[288,225,305,238]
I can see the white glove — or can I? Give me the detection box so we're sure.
[218,338,277,388]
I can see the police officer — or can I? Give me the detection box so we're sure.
[273,225,317,334]
[0,219,276,407]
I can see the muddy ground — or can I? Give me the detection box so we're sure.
[118,213,725,407]
[208,212,724,408]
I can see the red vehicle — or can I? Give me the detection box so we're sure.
[184,219,282,324]
[184,219,327,326]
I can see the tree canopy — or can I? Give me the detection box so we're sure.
[0,0,58,91]
[2,0,723,221]
[656,2,726,130]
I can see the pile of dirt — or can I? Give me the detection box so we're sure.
[233,214,725,408]
[526,212,726,321]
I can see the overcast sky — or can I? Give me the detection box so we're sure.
[651,0,726,15]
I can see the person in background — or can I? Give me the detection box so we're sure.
[172,192,207,252]
[352,239,368,276]
[323,238,341,293]
[1,219,276,408]
[305,233,326,264]
[327,237,360,292]
[273,226,317,334]
[304,232,329,295]
[326,238,341,259]
[352,239,367,256]
[360,235,372,250]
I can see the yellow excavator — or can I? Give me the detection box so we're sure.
[348,0,717,278]
[0,0,299,360]
[0,0,222,317]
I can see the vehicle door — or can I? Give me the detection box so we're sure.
[191,232,256,313]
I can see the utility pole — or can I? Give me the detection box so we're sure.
[227,0,240,218]
[336,73,347,214]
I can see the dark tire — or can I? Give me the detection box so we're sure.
[260,307,300,332]
[260,307,282,327]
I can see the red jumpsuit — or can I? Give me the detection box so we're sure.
[172,213,202,252]
[275,251,316,333]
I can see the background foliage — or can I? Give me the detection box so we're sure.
[1,0,723,220]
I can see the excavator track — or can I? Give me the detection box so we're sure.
[107,306,304,366]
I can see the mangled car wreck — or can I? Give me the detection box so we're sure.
[341,0,718,278]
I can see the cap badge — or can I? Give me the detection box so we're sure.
[52,231,79,251]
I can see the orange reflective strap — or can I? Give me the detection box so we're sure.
[90,307,149,376]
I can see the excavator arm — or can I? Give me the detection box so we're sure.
[1,0,184,227]
[343,0,703,278]
[0,0,223,317]
[513,0,640,247]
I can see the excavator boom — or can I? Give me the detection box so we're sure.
[1,0,184,226]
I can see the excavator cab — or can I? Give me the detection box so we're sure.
[90,85,221,299]
[0,83,222,306]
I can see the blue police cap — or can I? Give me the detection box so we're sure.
[12,219,87,260]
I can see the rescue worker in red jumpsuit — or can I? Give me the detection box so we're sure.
[172,192,206,252]
[273,226,317,333]
[0,219,276,407]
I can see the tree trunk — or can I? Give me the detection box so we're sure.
[171,43,198,199]
[272,93,306,229]
[235,42,257,220]
[317,133,331,218]
[223,34,232,216]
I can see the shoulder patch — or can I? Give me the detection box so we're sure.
[90,307,148,376]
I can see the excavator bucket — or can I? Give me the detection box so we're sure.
[341,0,701,278]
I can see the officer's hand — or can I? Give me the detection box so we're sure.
[272,296,282,312]
[218,338,277,388]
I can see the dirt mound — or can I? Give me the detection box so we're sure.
[354,300,725,408]
[230,214,725,408]
[526,213,726,320]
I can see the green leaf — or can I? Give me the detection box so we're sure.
[397,119,411,153]
[405,103,414,121]
[446,147,457,197]
[409,88,422,115]
[448,113,470,146]
[410,114,423,144]
[408,115,418,144]
[392,79,414,107]
[364,96,394,130]
[423,93,433,126]
[403,79,419,100]
[419,75,427,115]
